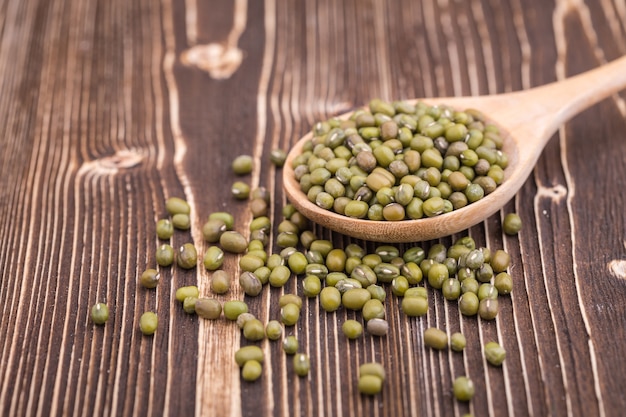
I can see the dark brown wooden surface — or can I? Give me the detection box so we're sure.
[1,0,625,416]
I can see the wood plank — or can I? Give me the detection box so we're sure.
[0,0,625,416]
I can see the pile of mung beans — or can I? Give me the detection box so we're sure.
[290,99,508,220]
[89,102,523,413]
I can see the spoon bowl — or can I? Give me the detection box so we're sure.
[283,56,626,242]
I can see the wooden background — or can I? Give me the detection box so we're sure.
[1,0,625,416]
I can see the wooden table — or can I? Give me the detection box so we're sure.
[1,0,625,416]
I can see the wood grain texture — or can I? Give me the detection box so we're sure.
[0,0,625,416]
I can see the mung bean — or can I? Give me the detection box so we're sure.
[484,341,506,366]
[423,327,448,350]
[453,376,475,401]
[293,353,310,377]
[139,269,160,289]
[342,319,363,339]
[235,345,264,367]
[195,298,222,319]
[156,219,174,240]
[241,360,262,382]
[90,303,109,325]
[139,311,158,335]
[282,336,299,355]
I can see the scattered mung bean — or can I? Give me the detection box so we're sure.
[265,320,283,340]
[342,319,364,339]
[165,197,190,215]
[177,243,197,269]
[241,360,262,382]
[195,298,222,319]
[423,327,448,350]
[484,341,506,366]
[243,318,266,341]
[366,318,389,336]
[139,311,158,335]
[171,213,191,230]
[282,336,299,355]
[156,244,175,267]
[450,332,467,352]
[139,268,160,289]
[183,297,197,314]
[358,375,383,395]
[235,345,264,367]
[503,213,522,235]
[90,303,109,325]
[156,219,174,240]
[293,353,310,377]
[223,300,249,320]
[210,270,230,294]
[453,376,475,401]
[175,285,199,302]
[232,155,253,175]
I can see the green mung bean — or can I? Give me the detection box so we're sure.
[231,181,250,200]
[235,345,264,367]
[269,265,291,287]
[270,149,287,167]
[208,212,234,230]
[177,243,197,269]
[490,249,511,273]
[503,213,522,235]
[239,253,265,272]
[156,244,175,266]
[195,298,222,319]
[494,272,513,295]
[358,375,383,395]
[342,288,372,310]
[459,292,479,316]
[484,341,506,366]
[243,319,266,341]
[280,303,301,326]
[239,271,263,296]
[293,353,310,377]
[156,219,174,240]
[279,294,303,309]
[342,319,363,339]
[302,275,322,297]
[478,298,499,320]
[423,327,448,350]
[172,213,191,230]
[450,332,467,352]
[90,303,109,325]
[202,219,227,243]
[232,154,253,175]
[453,376,475,401]
[165,197,190,215]
[401,296,428,317]
[210,270,230,294]
[183,297,197,314]
[139,311,158,335]
[282,336,299,355]
[366,318,389,336]
[223,300,249,320]
[175,285,199,302]
[319,286,342,312]
[139,269,160,289]
[241,360,263,382]
[265,320,283,340]
[219,231,248,254]
[236,312,257,329]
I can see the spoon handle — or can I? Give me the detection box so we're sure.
[496,55,626,142]
[528,55,626,130]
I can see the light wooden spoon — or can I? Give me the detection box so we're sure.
[283,56,626,242]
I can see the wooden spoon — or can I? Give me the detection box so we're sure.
[283,56,626,242]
